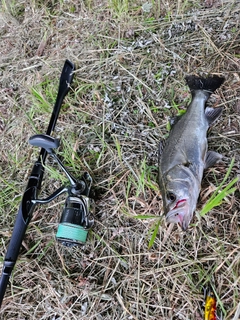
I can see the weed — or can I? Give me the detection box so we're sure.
[200,158,238,216]
[108,0,129,18]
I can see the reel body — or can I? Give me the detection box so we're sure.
[56,195,93,246]
[29,134,94,246]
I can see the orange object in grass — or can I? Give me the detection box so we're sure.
[204,293,217,320]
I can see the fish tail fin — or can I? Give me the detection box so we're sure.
[185,75,225,93]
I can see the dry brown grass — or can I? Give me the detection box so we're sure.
[0,0,239,319]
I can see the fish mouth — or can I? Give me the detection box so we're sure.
[166,199,192,231]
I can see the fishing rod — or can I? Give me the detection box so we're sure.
[0,60,94,307]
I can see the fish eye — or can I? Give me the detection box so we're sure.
[166,192,176,202]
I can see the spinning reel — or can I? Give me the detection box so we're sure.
[29,134,94,246]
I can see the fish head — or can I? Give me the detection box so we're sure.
[162,168,200,231]
[165,193,191,231]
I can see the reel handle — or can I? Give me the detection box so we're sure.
[29,134,60,153]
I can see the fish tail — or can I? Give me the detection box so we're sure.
[185,75,225,93]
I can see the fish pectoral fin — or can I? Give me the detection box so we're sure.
[205,151,223,169]
[205,106,223,125]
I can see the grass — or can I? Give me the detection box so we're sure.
[200,158,238,217]
[0,0,240,319]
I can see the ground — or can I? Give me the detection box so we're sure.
[0,0,239,319]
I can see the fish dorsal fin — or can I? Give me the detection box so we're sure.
[159,140,166,159]
[205,107,223,125]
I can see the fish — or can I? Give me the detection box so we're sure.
[158,75,225,231]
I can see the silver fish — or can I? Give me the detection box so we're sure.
[159,75,225,231]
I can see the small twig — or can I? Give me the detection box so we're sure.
[116,291,139,320]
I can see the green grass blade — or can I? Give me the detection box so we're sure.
[200,157,238,217]
[132,214,157,220]
[200,177,238,216]
[148,219,161,249]
[206,157,235,202]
